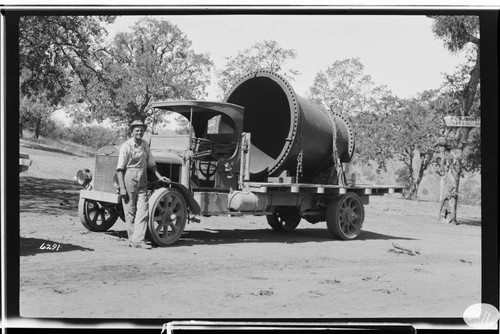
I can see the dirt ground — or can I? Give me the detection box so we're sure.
[17,145,482,321]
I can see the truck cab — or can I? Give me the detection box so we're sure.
[76,101,247,245]
[150,100,244,191]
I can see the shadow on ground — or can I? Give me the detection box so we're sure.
[456,218,481,226]
[20,237,93,256]
[20,176,81,215]
[105,230,128,239]
[151,227,417,247]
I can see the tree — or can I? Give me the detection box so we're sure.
[308,57,444,198]
[309,58,393,117]
[216,40,299,97]
[355,92,442,199]
[438,50,481,173]
[19,15,116,136]
[429,15,480,224]
[73,17,213,131]
[308,57,400,179]
[391,94,442,199]
[19,94,55,139]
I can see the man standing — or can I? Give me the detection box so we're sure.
[116,120,170,249]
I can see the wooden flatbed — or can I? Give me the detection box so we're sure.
[244,182,404,196]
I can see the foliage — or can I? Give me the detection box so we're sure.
[309,58,393,117]
[459,178,481,206]
[19,92,55,138]
[353,110,395,173]
[355,93,442,199]
[47,123,121,149]
[395,166,412,191]
[174,115,192,135]
[429,15,480,54]
[216,40,299,97]
[19,15,116,106]
[72,17,213,129]
[432,89,481,174]
[19,15,116,138]
[308,57,442,199]
[440,48,481,115]
[429,15,480,223]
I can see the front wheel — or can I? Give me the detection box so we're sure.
[267,206,301,232]
[78,198,119,232]
[326,193,365,240]
[147,187,187,246]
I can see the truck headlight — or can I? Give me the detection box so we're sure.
[76,169,92,187]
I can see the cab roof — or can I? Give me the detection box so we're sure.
[151,100,244,117]
[151,100,245,136]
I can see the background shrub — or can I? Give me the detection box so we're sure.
[44,122,121,149]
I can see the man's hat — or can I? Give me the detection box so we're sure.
[129,120,147,131]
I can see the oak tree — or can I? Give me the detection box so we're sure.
[309,58,392,117]
[71,17,214,132]
[355,92,442,199]
[309,57,442,198]
[216,40,299,97]
[19,15,115,137]
[429,15,480,224]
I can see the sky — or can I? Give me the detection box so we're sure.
[108,14,468,100]
[54,13,470,127]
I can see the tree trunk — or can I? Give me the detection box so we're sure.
[19,123,24,138]
[407,151,431,200]
[403,154,416,199]
[439,148,463,224]
[34,117,41,139]
[407,160,426,200]
[438,148,446,204]
[406,182,419,200]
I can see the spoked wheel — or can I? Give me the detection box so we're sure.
[267,206,301,232]
[78,198,119,232]
[147,187,187,246]
[326,193,365,240]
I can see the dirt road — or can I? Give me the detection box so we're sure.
[18,146,482,319]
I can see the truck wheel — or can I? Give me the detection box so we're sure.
[267,206,301,232]
[147,187,187,246]
[78,198,119,232]
[326,193,364,240]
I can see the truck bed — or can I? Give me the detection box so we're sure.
[244,181,404,196]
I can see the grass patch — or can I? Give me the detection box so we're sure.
[20,131,96,157]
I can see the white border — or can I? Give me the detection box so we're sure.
[0,2,500,9]
[3,3,497,331]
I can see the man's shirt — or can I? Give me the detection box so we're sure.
[117,138,156,171]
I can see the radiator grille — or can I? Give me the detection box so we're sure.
[94,155,119,193]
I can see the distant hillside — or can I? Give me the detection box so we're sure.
[20,136,96,158]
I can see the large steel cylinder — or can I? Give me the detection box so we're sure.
[224,70,355,183]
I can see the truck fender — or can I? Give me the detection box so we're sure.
[169,182,201,215]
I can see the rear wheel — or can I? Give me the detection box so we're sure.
[267,206,301,232]
[147,187,187,246]
[78,198,119,232]
[326,193,364,240]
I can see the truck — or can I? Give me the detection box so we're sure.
[76,70,403,246]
